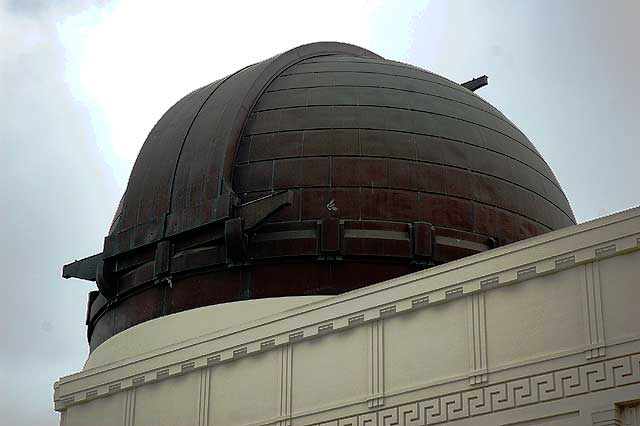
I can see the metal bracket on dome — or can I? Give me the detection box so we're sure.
[235,190,294,230]
[63,190,294,291]
[224,190,294,262]
[461,75,488,92]
[63,252,117,300]
[62,253,102,281]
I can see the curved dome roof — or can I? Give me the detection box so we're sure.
[80,42,575,350]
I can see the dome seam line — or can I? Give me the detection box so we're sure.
[263,84,525,141]
[250,102,545,165]
[240,126,565,196]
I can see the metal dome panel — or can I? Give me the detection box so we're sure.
[61,42,575,351]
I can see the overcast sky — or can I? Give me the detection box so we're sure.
[2,0,638,424]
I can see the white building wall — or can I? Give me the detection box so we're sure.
[55,207,640,425]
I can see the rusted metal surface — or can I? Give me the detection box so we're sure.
[62,42,577,351]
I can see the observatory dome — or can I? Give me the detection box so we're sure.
[80,42,575,350]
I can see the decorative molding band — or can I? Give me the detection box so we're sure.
[197,368,211,426]
[368,320,385,409]
[123,388,135,426]
[582,261,607,359]
[310,353,640,426]
[54,227,640,410]
[466,293,488,385]
[278,345,293,426]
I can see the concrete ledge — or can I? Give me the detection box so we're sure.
[85,296,332,370]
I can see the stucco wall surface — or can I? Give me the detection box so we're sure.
[55,206,640,425]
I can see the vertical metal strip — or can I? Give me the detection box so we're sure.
[474,295,482,372]
[369,320,375,397]
[583,262,606,359]
[467,295,477,380]
[198,367,211,426]
[123,388,135,426]
[580,263,594,358]
[278,345,293,426]
[367,320,385,408]
[593,261,606,356]
[467,293,488,384]
[478,292,488,378]
[378,318,385,399]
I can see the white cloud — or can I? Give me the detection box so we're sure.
[56,0,431,188]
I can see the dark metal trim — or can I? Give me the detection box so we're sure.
[461,75,488,92]
[62,253,102,281]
